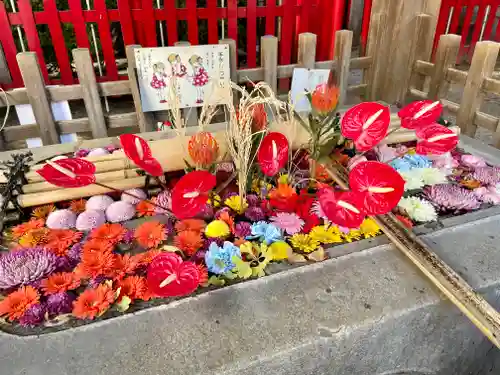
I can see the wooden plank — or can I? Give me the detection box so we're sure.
[261,35,278,92]
[186,0,199,45]
[117,0,136,46]
[126,45,155,132]
[16,52,59,145]
[207,0,219,45]
[0,44,12,85]
[94,0,120,80]
[456,41,499,137]
[73,49,108,139]
[164,0,178,45]
[483,77,500,96]
[365,12,387,101]
[297,33,317,69]
[409,14,433,92]
[68,0,91,48]
[428,34,460,100]
[247,0,257,68]
[333,30,352,107]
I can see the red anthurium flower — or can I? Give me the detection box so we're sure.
[257,132,289,176]
[349,161,405,215]
[318,187,365,228]
[37,158,96,188]
[398,100,442,130]
[119,134,163,176]
[341,102,390,151]
[171,171,217,219]
[415,123,459,155]
[147,253,200,297]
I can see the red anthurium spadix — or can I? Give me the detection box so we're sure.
[318,187,366,229]
[119,134,163,177]
[171,171,217,219]
[415,123,459,155]
[37,158,96,188]
[257,132,289,176]
[398,100,442,130]
[341,102,390,151]
[349,161,405,215]
[147,253,200,297]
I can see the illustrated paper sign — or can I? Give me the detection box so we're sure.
[135,45,231,112]
[290,68,331,112]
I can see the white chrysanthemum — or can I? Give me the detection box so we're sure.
[398,197,437,223]
[399,171,425,191]
[417,167,447,186]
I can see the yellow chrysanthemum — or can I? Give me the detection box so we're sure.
[360,218,381,238]
[225,196,249,214]
[205,220,230,238]
[269,241,291,261]
[342,229,363,243]
[309,225,343,244]
[289,233,320,253]
[208,194,221,208]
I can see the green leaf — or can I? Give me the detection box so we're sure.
[223,271,238,280]
[231,256,253,279]
[116,296,132,313]
[208,276,226,287]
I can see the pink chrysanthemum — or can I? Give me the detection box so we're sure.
[270,212,305,235]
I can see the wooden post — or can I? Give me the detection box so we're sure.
[261,35,278,93]
[409,14,434,92]
[334,30,352,107]
[365,12,387,101]
[16,52,59,145]
[297,33,317,69]
[427,34,460,100]
[126,45,156,133]
[456,41,500,137]
[0,45,12,84]
[175,41,198,127]
[73,49,108,139]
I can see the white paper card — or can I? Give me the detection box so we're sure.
[290,68,331,112]
[135,44,231,112]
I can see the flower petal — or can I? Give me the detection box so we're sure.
[37,158,96,188]
[119,134,164,176]
[398,100,442,130]
[318,188,365,228]
[415,123,459,155]
[258,132,289,176]
[171,171,217,219]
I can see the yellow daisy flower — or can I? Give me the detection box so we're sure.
[225,195,249,214]
[289,233,320,253]
[309,225,343,244]
[360,218,381,238]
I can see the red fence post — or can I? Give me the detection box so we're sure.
[117,0,137,47]
[247,0,257,68]
[0,2,22,88]
[330,0,346,59]
[360,0,372,55]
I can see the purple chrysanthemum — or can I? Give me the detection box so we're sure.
[270,212,305,235]
[46,209,77,229]
[203,237,224,251]
[196,203,215,221]
[74,149,90,158]
[245,206,266,222]
[0,248,58,290]
[468,166,500,186]
[246,194,260,207]
[19,303,47,327]
[424,184,481,211]
[163,218,175,237]
[88,276,109,289]
[121,188,147,205]
[105,201,136,223]
[67,242,83,265]
[122,229,135,244]
[234,222,252,238]
[46,292,75,316]
[55,256,72,272]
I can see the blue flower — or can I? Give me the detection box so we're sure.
[390,154,431,172]
[246,221,283,244]
[205,241,241,275]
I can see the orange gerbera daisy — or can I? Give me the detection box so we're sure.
[69,199,87,214]
[82,238,114,255]
[134,249,162,265]
[174,230,203,256]
[108,254,139,280]
[196,264,208,285]
[175,219,206,233]
[11,219,45,239]
[217,211,235,233]
[72,284,115,320]
[134,221,166,249]
[0,286,40,321]
[31,204,56,220]
[89,223,126,244]
[116,275,147,302]
[18,228,49,248]
[45,229,83,257]
[41,272,81,295]
[136,200,157,217]
[76,250,115,279]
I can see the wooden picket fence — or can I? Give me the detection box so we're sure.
[0,30,373,152]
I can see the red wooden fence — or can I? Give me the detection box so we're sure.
[0,0,346,90]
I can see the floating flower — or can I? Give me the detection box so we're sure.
[417,167,448,186]
[106,201,136,223]
[415,123,458,155]
[116,276,148,302]
[172,171,217,219]
[234,222,252,238]
[86,195,114,211]
[246,221,283,244]
[424,184,481,212]
[205,241,241,275]
[31,204,56,220]
[90,223,126,244]
[461,154,486,169]
[174,230,203,256]
[359,218,381,237]
[398,100,442,130]
[0,286,40,321]
[46,209,77,230]
[69,199,87,214]
[76,250,115,279]
[188,131,220,168]
[134,221,166,248]
[11,219,45,239]
[258,132,289,176]
[474,186,500,205]
[205,220,231,238]
[311,83,339,114]
[430,152,459,174]
[37,158,96,188]
[72,283,115,320]
[19,302,46,327]
[309,225,342,244]
[318,188,365,229]
[175,219,206,233]
[468,166,500,186]
[398,197,437,223]
[225,195,249,214]
[121,188,147,205]
[136,249,162,265]
[76,210,106,232]
[41,272,81,295]
[270,212,305,235]
[46,292,74,316]
[46,229,83,256]
[136,200,157,217]
[289,233,320,253]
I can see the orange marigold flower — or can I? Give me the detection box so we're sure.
[69,199,87,214]
[18,228,49,248]
[311,83,339,115]
[72,284,115,320]
[82,239,114,255]
[175,219,206,233]
[134,221,166,249]
[196,264,208,285]
[76,250,115,279]
[11,219,45,239]
[0,286,40,321]
[269,183,296,200]
[116,276,147,301]
[31,204,56,220]
[41,272,81,295]
[174,230,203,256]
[134,249,162,265]
[136,199,157,217]
[188,131,219,167]
[90,223,126,244]
[108,254,139,280]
